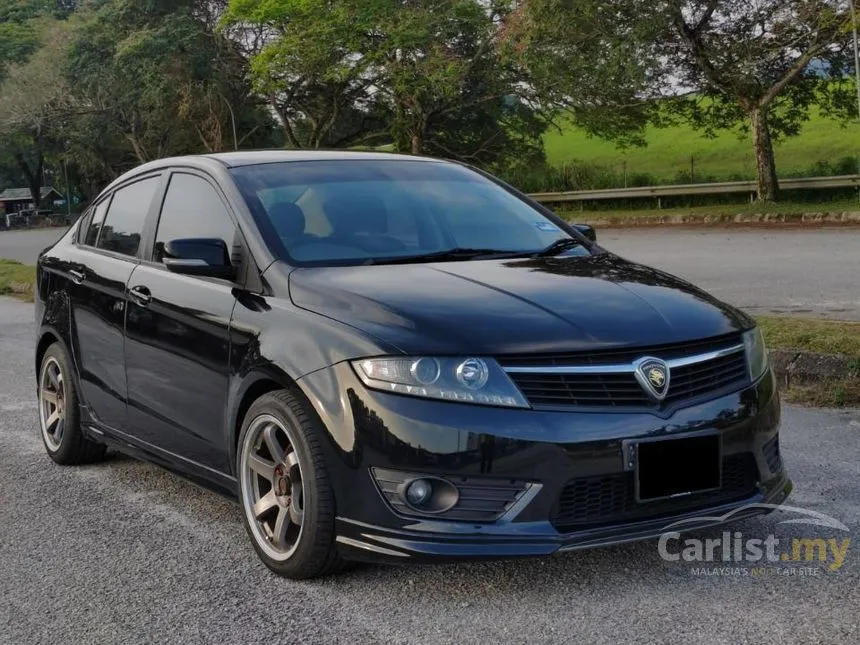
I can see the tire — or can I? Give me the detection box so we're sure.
[236,389,346,579]
[37,342,106,465]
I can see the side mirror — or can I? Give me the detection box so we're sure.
[573,223,597,242]
[162,238,235,279]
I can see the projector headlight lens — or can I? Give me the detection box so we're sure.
[410,357,441,385]
[455,358,489,390]
[353,356,529,408]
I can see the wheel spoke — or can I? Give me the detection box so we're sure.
[272,508,290,549]
[41,390,58,406]
[253,490,278,520]
[55,419,64,441]
[261,424,286,464]
[247,453,276,479]
[47,365,60,390]
[284,450,298,470]
[45,410,60,431]
[289,481,304,526]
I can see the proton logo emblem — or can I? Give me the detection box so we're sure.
[634,357,670,401]
[648,367,665,388]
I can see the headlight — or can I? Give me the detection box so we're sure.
[742,327,768,382]
[352,356,529,408]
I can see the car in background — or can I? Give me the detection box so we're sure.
[33,151,791,578]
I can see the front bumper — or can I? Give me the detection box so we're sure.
[298,363,790,564]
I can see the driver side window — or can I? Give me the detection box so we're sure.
[154,173,237,264]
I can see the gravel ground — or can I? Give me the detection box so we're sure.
[2,296,860,644]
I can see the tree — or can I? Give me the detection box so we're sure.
[65,0,275,173]
[662,0,855,200]
[369,0,546,163]
[0,19,76,210]
[507,0,856,201]
[224,0,547,169]
[501,0,662,147]
[223,0,384,149]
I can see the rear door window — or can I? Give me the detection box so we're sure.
[96,177,160,257]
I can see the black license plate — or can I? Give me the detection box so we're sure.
[636,434,721,502]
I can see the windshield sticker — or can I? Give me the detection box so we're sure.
[535,221,561,232]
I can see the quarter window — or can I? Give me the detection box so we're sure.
[97,177,160,257]
[82,200,110,247]
[153,173,237,263]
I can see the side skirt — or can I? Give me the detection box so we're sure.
[84,418,239,500]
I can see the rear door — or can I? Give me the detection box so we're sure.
[66,175,162,430]
[124,171,240,473]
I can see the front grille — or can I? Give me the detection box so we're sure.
[501,334,749,409]
[509,372,651,407]
[664,351,748,405]
[552,453,759,532]
[763,435,781,472]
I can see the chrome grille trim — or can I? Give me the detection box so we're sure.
[502,344,745,375]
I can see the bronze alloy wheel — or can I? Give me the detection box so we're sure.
[39,356,67,452]
[239,413,306,562]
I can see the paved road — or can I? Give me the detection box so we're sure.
[2,296,859,644]
[3,225,860,320]
[601,227,860,321]
[0,227,68,264]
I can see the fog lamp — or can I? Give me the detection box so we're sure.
[405,479,433,506]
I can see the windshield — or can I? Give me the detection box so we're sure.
[230,159,587,266]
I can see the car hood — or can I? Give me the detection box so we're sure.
[288,253,753,355]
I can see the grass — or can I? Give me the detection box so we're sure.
[757,316,860,357]
[781,379,860,408]
[544,107,860,182]
[0,259,35,302]
[757,315,860,408]
[558,199,860,223]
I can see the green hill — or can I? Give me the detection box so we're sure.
[543,108,860,182]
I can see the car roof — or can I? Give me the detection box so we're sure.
[201,149,437,168]
[98,150,446,199]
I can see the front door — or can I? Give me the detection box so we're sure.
[124,171,239,473]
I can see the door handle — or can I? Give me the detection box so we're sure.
[69,269,85,285]
[128,285,152,307]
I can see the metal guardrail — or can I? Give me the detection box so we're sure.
[528,174,860,205]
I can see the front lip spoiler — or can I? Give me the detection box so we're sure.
[334,474,793,563]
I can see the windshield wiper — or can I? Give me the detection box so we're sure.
[365,248,530,265]
[532,238,582,258]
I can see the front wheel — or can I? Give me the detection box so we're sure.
[237,390,346,579]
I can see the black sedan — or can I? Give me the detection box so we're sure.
[34,151,791,578]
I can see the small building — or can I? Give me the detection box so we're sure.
[0,187,64,214]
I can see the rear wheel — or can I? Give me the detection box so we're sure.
[237,389,346,579]
[38,343,106,465]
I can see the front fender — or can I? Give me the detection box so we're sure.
[225,293,399,475]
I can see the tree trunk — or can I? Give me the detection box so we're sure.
[411,132,422,154]
[270,98,301,149]
[15,151,43,212]
[749,107,779,202]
